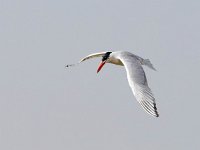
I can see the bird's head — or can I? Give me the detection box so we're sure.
[97,52,112,73]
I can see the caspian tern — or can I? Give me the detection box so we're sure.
[66,51,159,117]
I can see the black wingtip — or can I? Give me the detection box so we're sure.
[154,103,159,117]
[155,113,159,117]
[65,64,76,68]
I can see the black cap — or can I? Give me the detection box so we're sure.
[102,52,112,61]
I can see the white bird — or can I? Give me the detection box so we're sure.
[66,51,159,117]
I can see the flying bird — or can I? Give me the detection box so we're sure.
[66,51,159,117]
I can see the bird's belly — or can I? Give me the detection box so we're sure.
[108,58,124,66]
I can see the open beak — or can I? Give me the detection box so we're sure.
[97,61,106,73]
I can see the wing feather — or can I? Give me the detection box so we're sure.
[117,52,159,117]
[66,52,107,68]
[79,52,107,62]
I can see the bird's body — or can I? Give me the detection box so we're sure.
[66,51,159,117]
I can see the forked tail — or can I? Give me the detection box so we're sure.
[142,59,156,71]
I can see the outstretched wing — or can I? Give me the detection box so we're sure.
[66,52,107,68]
[118,52,159,117]
[79,52,107,62]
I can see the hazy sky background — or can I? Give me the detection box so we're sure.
[0,0,200,149]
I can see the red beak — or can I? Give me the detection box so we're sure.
[97,61,106,73]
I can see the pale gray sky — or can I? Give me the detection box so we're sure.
[0,0,200,149]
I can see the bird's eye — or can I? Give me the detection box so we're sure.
[102,56,107,61]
